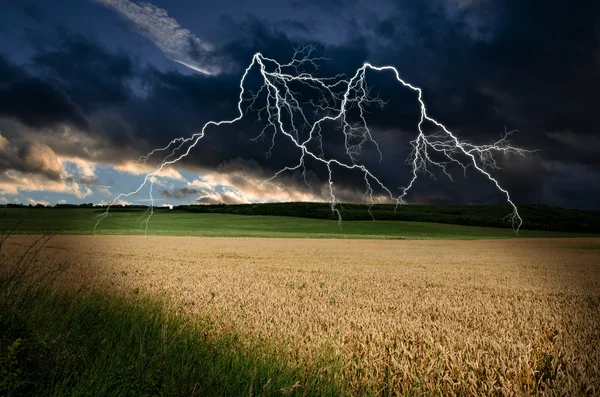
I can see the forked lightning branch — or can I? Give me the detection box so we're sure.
[96,47,532,234]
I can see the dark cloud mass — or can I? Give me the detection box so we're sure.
[0,0,597,208]
[22,4,45,23]
[160,187,199,200]
[0,139,62,181]
[0,55,88,129]
[31,30,135,111]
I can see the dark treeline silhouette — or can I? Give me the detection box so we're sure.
[173,202,600,233]
[3,203,148,209]
[2,202,599,233]
[177,203,600,233]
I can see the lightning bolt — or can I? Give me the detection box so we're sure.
[95,46,532,235]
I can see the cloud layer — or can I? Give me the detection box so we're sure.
[0,0,598,208]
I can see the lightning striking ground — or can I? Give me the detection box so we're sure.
[95,47,532,234]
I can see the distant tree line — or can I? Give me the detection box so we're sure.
[176,202,600,233]
[2,202,599,233]
[4,203,50,208]
[2,203,149,209]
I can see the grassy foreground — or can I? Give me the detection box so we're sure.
[0,231,341,396]
[0,286,341,396]
[1,207,598,239]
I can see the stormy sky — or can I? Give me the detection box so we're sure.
[0,0,598,209]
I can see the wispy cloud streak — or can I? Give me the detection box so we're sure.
[93,0,224,75]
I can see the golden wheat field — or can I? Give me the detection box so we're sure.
[11,235,600,396]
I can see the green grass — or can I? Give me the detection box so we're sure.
[0,286,343,397]
[1,207,598,239]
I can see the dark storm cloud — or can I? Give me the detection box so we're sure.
[219,17,300,68]
[0,55,88,130]
[0,29,147,164]
[286,0,600,207]
[31,30,135,111]
[0,0,597,208]
[0,136,62,181]
[3,1,45,23]
[160,187,199,200]
[3,25,310,182]
[317,0,600,159]
[459,0,600,164]
[22,4,45,23]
